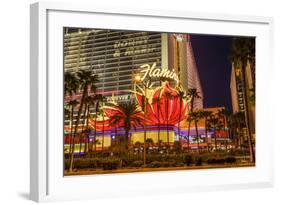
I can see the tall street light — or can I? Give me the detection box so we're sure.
[174,34,184,85]
[134,75,147,165]
[174,34,184,143]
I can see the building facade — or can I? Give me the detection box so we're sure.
[230,64,245,113]
[64,28,163,102]
[168,34,203,109]
[64,28,203,105]
[64,28,204,152]
[230,61,255,140]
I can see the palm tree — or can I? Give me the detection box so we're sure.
[226,113,235,151]
[82,128,92,153]
[110,101,143,149]
[65,100,79,155]
[206,120,212,151]
[233,111,246,149]
[175,87,187,145]
[189,111,201,152]
[100,109,105,152]
[64,72,78,96]
[78,96,91,155]
[163,92,172,148]
[185,88,201,152]
[93,94,104,153]
[153,96,162,151]
[64,107,71,154]
[92,112,99,152]
[187,88,201,112]
[217,108,229,151]
[233,111,248,158]
[200,110,213,152]
[231,38,255,162]
[69,69,99,172]
[64,72,79,156]
[208,114,223,151]
[83,95,96,153]
[98,96,107,153]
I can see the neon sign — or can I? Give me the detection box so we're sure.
[113,34,158,57]
[140,62,179,84]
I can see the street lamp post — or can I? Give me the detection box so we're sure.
[174,34,184,144]
[174,34,184,83]
[143,86,147,165]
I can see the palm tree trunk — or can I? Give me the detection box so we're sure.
[214,128,217,151]
[178,101,182,145]
[79,103,88,155]
[205,118,209,152]
[84,105,90,153]
[102,113,105,152]
[157,102,160,151]
[69,106,74,155]
[222,117,227,152]
[166,97,169,151]
[225,119,230,152]
[143,91,147,165]
[238,125,241,149]
[94,116,97,152]
[241,63,255,162]
[114,125,117,146]
[125,128,130,149]
[69,86,88,172]
[186,119,191,152]
[195,120,200,152]
[94,102,99,154]
[186,100,194,152]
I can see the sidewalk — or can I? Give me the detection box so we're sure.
[64,163,255,176]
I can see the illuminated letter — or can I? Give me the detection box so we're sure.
[152,68,160,77]
[149,62,157,77]
[140,64,150,81]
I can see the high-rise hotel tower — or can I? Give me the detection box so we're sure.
[64,28,203,108]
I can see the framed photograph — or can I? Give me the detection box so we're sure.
[30,2,274,202]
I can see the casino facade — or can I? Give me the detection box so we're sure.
[63,28,227,153]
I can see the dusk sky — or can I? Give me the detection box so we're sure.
[190,34,233,111]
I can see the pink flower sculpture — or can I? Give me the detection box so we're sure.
[135,82,189,126]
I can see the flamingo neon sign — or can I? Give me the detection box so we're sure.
[139,62,179,84]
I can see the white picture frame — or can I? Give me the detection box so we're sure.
[30,2,274,202]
